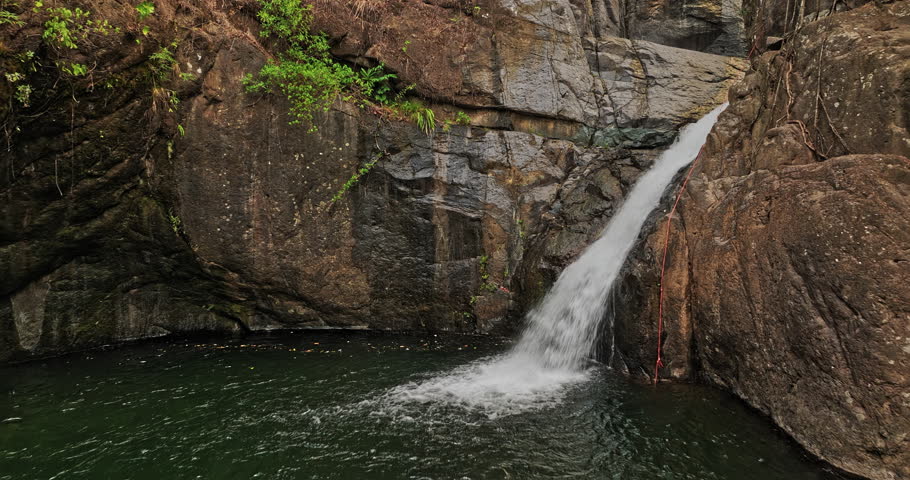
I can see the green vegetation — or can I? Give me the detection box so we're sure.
[0,1,23,26]
[3,4,118,107]
[135,1,154,41]
[135,1,155,19]
[243,0,385,131]
[149,42,178,82]
[168,211,182,234]
[244,0,436,134]
[39,4,118,49]
[398,100,435,135]
[478,255,497,292]
[3,0,190,144]
[331,152,382,203]
[443,110,472,132]
[454,111,471,125]
[60,62,87,76]
[13,83,32,106]
[148,42,183,118]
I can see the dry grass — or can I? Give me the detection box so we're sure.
[311,0,387,21]
[351,0,383,18]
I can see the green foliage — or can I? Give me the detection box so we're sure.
[3,2,120,92]
[356,64,396,105]
[0,1,23,26]
[397,100,435,134]
[177,124,185,136]
[443,110,471,132]
[147,42,182,115]
[454,111,471,125]
[478,255,497,292]
[245,53,358,131]
[41,6,88,49]
[168,211,182,234]
[257,0,316,45]
[6,51,35,106]
[246,0,400,132]
[60,62,87,76]
[151,86,179,113]
[149,42,178,83]
[0,10,21,26]
[14,84,32,106]
[331,153,381,203]
[136,1,155,19]
[39,4,117,49]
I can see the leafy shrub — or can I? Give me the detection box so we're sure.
[245,0,402,132]
[40,5,116,49]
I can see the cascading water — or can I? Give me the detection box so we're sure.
[382,104,728,417]
[510,103,727,372]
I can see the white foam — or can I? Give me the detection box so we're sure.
[377,353,590,419]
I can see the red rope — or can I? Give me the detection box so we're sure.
[653,145,707,385]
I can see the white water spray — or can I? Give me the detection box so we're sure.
[382,104,727,417]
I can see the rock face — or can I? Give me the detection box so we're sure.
[0,0,743,362]
[614,2,910,479]
[625,0,747,55]
[2,0,908,478]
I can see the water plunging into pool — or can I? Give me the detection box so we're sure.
[1,105,845,479]
[384,104,728,417]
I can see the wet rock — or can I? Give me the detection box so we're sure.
[313,0,746,144]
[614,3,910,478]
[625,0,748,56]
[0,0,739,362]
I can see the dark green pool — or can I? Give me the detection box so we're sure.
[1,333,847,479]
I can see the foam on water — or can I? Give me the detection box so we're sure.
[381,104,728,418]
[377,353,589,419]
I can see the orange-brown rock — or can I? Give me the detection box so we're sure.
[615,3,910,478]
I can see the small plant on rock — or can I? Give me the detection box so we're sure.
[0,1,23,26]
[331,151,383,203]
[397,100,435,134]
[135,1,155,20]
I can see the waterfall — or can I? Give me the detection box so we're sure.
[383,104,727,417]
[509,103,727,372]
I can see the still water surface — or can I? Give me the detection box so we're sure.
[1,333,846,479]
